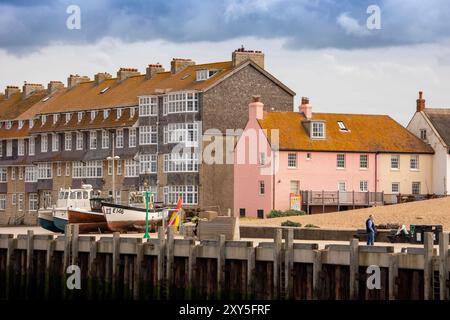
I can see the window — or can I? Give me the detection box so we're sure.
[116,108,123,119]
[76,132,83,150]
[257,210,264,219]
[18,120,24,129]
[391,182,400,194]
[360,180,368,192]
[130,107,136,118]
[101,130,109,149]
[0,168,7,182]
[0,141,2,157]
[140,126,158,145]
[29,137,35,155]
[65,133,72,151]
[140,154,158,174]
[12,193,16,206]
[53,114,59,124]
[29,119,34,129]
[337,154,345,168]
[311,122,325,138]
[18,139,25,156]
[90,111,97,121]
[239,208,246,217]
[25,166,38,182]
[18,193,24,211]
[117,160,122,175]
[337,121,348,132]
[410,155,419,170]
[116,129,124,148]
[196,69,209,81]
[18,167,23,180]
[5,121,12,130]
[41,115,47,125]
[103,109,110,119]
[391,155,400,169]
[290,180,300,194]
[360,154,368,169]
[259,152,266,166]
[72,161,102,178]
[163,153,198,173]
[164,185,198,205]
[38,163,52,179]
[41,135,48,152]
[29,194,38,211]
[306,153,311,160]
[259,181,265,195]
[0,194,5,211]
[90,131,97,149]
[6,140,12,156]
[65,113,71,123]
[129,128,137,147]
[139,96,158,116]
[420,129,427,140]
[288,153,297,168]
[108,160,112,175]
[412,182,421,195]
[163,123,199,146]
[77,112,83,122]
[57,162,62,176]
[52,134,59,151]
[125,159,139,177]
[11,167,15,180]
[338,182,346,192]
[163,92,199,115]
[65,162,70,176]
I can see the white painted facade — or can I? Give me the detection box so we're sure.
[407,111,450,195]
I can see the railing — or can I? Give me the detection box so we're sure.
[301,190,384,207]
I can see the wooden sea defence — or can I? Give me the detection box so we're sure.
[0,226,449,300]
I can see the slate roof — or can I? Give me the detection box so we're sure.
[424,108,450,147]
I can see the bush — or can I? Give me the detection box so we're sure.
[267,209,306,218]
[304,224,319,228]
[281,220,301,227]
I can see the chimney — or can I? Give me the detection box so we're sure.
[67,74,91,89]
[249,95,264,120]
[117,68,140,81]
[145,64,165,80]
[47,81,64,94]
[416,91,426,112]
[95,72,112,85]
[170,58,195,74]
[300,97,312,119]
[22,82,44,98]
[5,86,20,99]
[232,46,265,69]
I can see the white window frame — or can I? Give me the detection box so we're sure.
[140,154,158,174]
[11,167,15,180]
[287,153,297,168]
[359,154,368,169]
[412,182,421,195]
[139,126,158,145]
[311,122,325,139]
[18,139,25,156]
[57,162,62,176]
[41,135,48,153]
[29,136,35,156]
[0,168,6,182]
[65,162,71,176]
[163,153,198,173]
[125,159,139,177]
[25,166,38,182]
[72,161,102,178]
[290,180,300,194]
[0,194,6,211]
[29,193,38,211]
[336,153,346,169]
[38,163,52,180]
[116,129,124,148]
[77,112,83,123]
[6,140,12,157]
[163,92,199,115]
[89,131,97,150]
[102,130,109,149]
[65,132,72,151]
[163,122,198,147]
[359,180,368,192]
[129,128,137,147]
[258,180,265,195]
[139,96,159,116]
[116,108,123,119]
[391,155,400,170]
[410,155,419,170]
[52,133,59,152]
[391,182,400,194]
[164,185,198,205]
[76,132,83,150]
[18,193,24,211]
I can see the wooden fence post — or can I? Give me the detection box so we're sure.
[5,236,16,300]
[25,230,34,299]
[284,228,294,299]
[273,228,282,299]
[87,237,97,300]
[133,243,144,300]
[157,228,165,299]
[62,224,71,299]
[112,232,121,299]
[165,227,174,299]
[217,234,226,299]
[246,243,255,300]
[349,238,359,300]
[187,241,197,299]
[313,250,323,300]
[71,224,79,266]
[44,238,55,299]
[424,232,434,300]
[439,232,449,300]
[388,254,399,300]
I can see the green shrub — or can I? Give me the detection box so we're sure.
[304,224,319,228]
[281,220,301,227]
[267,209,306,218]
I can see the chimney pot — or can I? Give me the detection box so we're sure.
[146,63,165,80]
[22,82,45,98]
[300,96,312,119]
[117,68,140,81]
[170,58,195,74]
[232,47,265,69]
[95,72,112,85]
[4,85,20,99]
[416,91,426,112]
[249,95,264,120]
[47,81,64,94]
[67,74,91,89]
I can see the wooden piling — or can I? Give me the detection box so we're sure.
[133,243,144,300]
[187,241,197,299]
[5,236,16,300]
[424,232,434,300]
[62,224,71,299]
[388,254,399,300]
[217,234,226,299]
[349,238,359,300]
[87,238,97,300]
[284,228,294,299]
[166,227,174,299]
[439,232,449,300]
[273,228,282,299]
[246,243,255,300]
[112,232,121,299]
[25,230,34,299]
[71,224,79,266]
[312,250,322,300]
[156,228,165,299]
[44,238,55,299]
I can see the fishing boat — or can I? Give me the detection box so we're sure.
[52,185,96,232]
[101,202,178,232]
[38,208,60,232]
[65,197,109,233]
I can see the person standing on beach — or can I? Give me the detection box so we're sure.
[366,215,376,246]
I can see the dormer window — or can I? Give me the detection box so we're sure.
[311,122,325,139]
[65,113,71,123]
[18,120,24,129]
[5,121,12,130]
[337,121,349,132]
[91,111,97,121]
[29,119,34,129]
[117,108,123,119]
[103,109,110,119]
[196,69,219,81]
[53,114,59,124]
[130,107,136,118]
[41,115,47,126]
[78,112,83,122]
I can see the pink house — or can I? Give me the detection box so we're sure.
[233,96,432,217]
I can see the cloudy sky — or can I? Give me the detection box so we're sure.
[1,0,450,125]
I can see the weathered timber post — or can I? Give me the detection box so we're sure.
[112,232,121,299]
[156,228,165,299]
[44,237,56,299]
[71,224,79,266]
[388,254,399,300]
[25,230,34,299]
[273,228,282,299]
[133,243,144,300]
[62,224,72,299]
[313,250,323,300]
[187,240,197,299]
[424,232,434,300]
[349,238,359,300]
[165,227,174,299]
[284,228,294,299]
[246,243,256,300]
[87,237,97,300]
[439,232,449,300]
[217,234,226,299]
[5,236,16,300]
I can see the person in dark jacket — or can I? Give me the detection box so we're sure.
[366,215,376,245]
